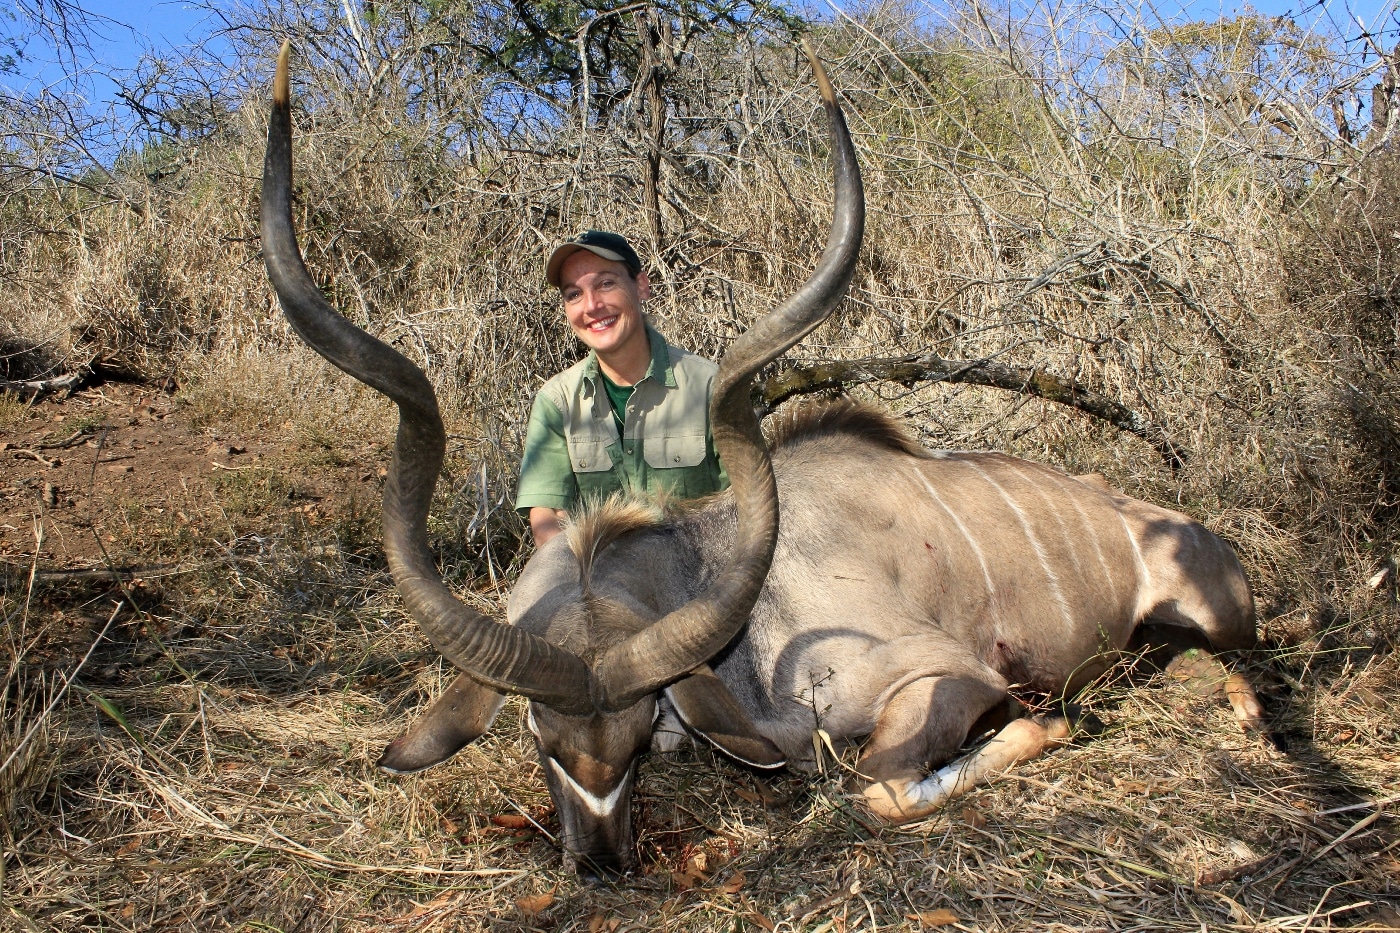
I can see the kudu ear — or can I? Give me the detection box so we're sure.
[665,666,786,769]
[378,673,507,775]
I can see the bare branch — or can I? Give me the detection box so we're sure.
[757,353,1186,469]
[0,369,88,399]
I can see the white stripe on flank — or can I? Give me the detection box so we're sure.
[547,757,628,819]
[1115,508,1152,618]
[965,461,1073,630]
[1009,462,1121,610]
[916,470,996,599]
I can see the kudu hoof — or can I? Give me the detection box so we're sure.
[860,717,1073,824]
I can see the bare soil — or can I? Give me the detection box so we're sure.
[2,380,378,574]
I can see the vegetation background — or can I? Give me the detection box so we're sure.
[2,0,1399,929]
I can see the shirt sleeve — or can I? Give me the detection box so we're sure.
[713,444,730,490]
[516,391,576,514]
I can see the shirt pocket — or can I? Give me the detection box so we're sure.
[568,435,615,474]
[644,433,706,470]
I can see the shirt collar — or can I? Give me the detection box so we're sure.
[580,321,676,392]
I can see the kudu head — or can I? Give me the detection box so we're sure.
[261,40,863,876]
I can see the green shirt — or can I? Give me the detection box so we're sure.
[516,324,729,513]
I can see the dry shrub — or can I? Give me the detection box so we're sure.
[0,663,55,843]
[1278,148,1400,629]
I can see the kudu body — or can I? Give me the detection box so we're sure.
[262,42,1260,877]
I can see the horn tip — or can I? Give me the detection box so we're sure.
[800,39,835,106]
[274,40,291,106]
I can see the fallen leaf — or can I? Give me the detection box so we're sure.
[116,838,141,856]
[1111,776,1148,794]
[671,869,705,890]
[906,908,959,926]
[393,892,458,921]
[734,782,782,805]
[961,806,986,829]
[516,893,555,916]
[587,913,621,933]
[744,910,776,931]
[491,813,532,829]
[719,871,746,894]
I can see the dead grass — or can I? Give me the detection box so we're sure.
[3,548,1396,931]
[0,391,31,430]
[3,435,1397,929]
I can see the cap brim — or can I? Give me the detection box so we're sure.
[546,242,628,287]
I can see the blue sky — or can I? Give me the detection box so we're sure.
[32,0,1400,81]
[37,0,222,72]
[8,0,1398,112]
[82,0,214,49]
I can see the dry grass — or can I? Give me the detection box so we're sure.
[3,539,1397,931]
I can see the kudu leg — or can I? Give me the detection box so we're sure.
[862,715,1072,823]
[1132,622,1264,732]
[1164,650,1265,731]
[378,672,506,774]
[857,674,1048,823]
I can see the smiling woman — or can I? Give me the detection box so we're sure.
[513,230,730,549]
[557,249,652,384]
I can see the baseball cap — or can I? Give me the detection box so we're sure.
[545,230,643,287]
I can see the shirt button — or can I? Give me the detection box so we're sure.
[579,460,587,467]
[673,455,681,462]
[625,447,633,455]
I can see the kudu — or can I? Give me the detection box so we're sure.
[262,42,1262,877]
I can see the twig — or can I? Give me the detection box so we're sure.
[0,370,88,399]
[0,600,123,778]
[757,352,1186,469]
[34,427,98,450]
[1316,794,1400,817]
[1303,809,1386,868]
[10,449,59,468]
[0,562,180,585]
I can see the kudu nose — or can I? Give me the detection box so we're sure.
[568,850,633,884]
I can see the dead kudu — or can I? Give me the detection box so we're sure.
[261,42,1262,877]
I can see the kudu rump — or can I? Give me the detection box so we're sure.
[262,42,1262,876]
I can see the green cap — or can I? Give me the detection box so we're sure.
[546,230,642,287]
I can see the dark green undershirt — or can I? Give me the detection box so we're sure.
[599,371,634,433]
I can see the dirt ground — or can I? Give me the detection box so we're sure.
[1,380,379,576]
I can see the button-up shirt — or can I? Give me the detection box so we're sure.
[516,324,729,512]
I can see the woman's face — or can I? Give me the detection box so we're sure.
[559,250,651,364]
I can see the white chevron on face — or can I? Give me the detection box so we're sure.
[547,756,628,819]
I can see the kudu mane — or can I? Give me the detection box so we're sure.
[566,497,667,586]
[766,399,932,460]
